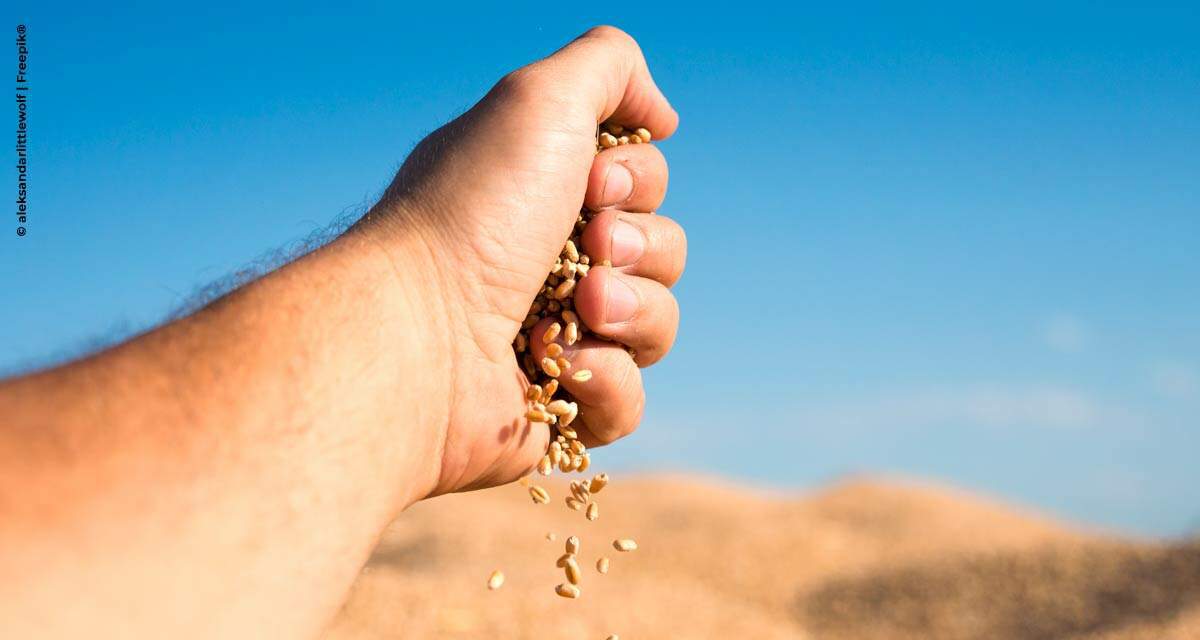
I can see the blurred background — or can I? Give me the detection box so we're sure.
[3,2,1198,637]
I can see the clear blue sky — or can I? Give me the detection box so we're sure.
[4,2,1198,535]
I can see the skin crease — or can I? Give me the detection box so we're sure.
[0,26,685,640]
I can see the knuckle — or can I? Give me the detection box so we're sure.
[584,25,635,45]
[493,65,548,104]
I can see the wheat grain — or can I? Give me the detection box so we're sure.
[529,486,550,504]
[589,473,608,494]
[563,555,582,585]
[613,538,637,552]
[501,123,656,610]
[487,570,505,590]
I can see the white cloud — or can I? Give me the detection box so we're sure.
[1042,313,1089,353]
[1150,363,1200,400]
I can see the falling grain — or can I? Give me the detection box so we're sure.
[528,486,550,505]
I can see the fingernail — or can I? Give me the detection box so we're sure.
[600,163,634,207]
[605,273,639,323]
[610,219,645,266]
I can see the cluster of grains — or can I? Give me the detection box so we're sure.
[488,123,649,638]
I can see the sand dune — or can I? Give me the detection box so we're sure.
[322,475,1200,639]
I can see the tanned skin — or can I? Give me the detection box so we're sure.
[0,26,685,639]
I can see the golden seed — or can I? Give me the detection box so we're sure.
[541,357,561,378]
[604,122,624,135]
[537,455,553,475]
[562,309,579,324]
[546,343,563,358]
[556,356,571,371]
[572,369,593,382]
[596,557,610,574]
[529,486,550,504]
[566,496,586,511]
[576,263,590,277]
[617,135,629,145]
[557,451,574,471]
[554,278,576,299]
[570,439,586,455]
[525,384,542,403]
[577,453,591,472]
[557,423,578,440]
[546,532,557,541]
[514,333,527,352]
[543,379,559,397]
[546,399,571,416]
[613,538,637,552]
[606,635,619,640]
[586,502,599,521]
[487,570,505,590]
[589,473,609,494]
[570,481,590,502]
[564,240,580,262]
[560,402,579,427]
[564,556,582,585]
[543,322,562,344]
[599,258,612,267]
[566,536,581,555]
[635,127,652,142]
[555,583,580,599]
[628,133,643,144]
[556,552,574,568]
[599,132,618,148]
[564,322,580,345]
[525,408,551,423]
[522,314,539,329]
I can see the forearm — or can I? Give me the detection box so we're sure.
[0,226,449,638]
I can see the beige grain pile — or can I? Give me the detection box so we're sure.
[323,475,1200,639]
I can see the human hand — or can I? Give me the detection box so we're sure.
[352,26,686,497]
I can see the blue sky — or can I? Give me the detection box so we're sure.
[4,2,1198,535]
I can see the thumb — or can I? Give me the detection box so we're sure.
[494,26,680,141]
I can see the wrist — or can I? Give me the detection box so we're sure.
[335,201,462,505]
